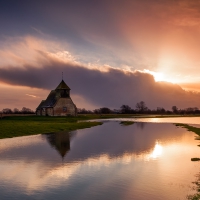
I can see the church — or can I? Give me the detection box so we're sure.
[36,79,77,116]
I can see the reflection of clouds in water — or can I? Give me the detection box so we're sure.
[0,154,133,192]
[0,135,44,152]
[0,150,163,192]
[0,122,189,164]
[0,122,198,198]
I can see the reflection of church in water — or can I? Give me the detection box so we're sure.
[44,131,76,159]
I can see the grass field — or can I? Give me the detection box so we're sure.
[0,115,102,139]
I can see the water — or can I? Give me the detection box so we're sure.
[89,116,200,125]
[0,121,200,199]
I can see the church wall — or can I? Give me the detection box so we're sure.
[46,108,53,116]
[41,108,46,116]
[53,98,77,116]
[36,110,41,115]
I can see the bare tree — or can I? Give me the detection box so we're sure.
[99,107,111,114]
[157,107,166,114]
[21,107,34,114]
[13,108,20,114]
[172,106,178,114]
[93,109,100,114]
[136,101,148,113]
[120,105,131,114]
[2,108,13,114]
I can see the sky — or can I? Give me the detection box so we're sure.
[1,0,200,110]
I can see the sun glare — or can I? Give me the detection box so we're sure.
[143,141,163,161]
[143,69,179,83]
[150,142,163,159]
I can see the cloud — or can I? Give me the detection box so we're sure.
[1,36,200,110]
[26,94,38,98]
[1,47,200,110]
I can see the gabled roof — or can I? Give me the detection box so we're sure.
[43,90,58,107]
[56,80,70,90]
[36,90,58,109]
[36,100,46,110]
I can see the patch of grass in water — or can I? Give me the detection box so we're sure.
[191,158,200,161]
[120,121,134,126]
[195,136,200,140]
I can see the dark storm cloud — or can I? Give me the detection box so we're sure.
[1,54,200,110]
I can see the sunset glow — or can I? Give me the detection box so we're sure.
[1,0,200,110]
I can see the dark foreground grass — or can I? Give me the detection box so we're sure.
[0,115,102,139]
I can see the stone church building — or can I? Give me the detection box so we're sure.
[36,80,77,116]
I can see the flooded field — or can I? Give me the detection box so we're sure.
[0,120,200,199]
[92,116,200,125]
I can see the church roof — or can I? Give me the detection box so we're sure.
[56,80,70,90]
[44,90,58,107]
[36,100,46,110]
[37,90,59,109]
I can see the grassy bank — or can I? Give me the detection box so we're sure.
[175,123,200,137]
[0,116,102,139]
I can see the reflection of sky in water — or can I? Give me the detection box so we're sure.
[147,141,163,160]
[94,116,200,125]
[0,122,199,199]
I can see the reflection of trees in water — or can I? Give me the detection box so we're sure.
[44,131,77,158]
[187,172,200,200]
[136,122,146,129]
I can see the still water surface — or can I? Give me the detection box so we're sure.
[0,121,200,199]
[91,116,200,125]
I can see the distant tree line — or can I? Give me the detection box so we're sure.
[1,107,35,114]
[1,101,200,115]
[77,101,200,115]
